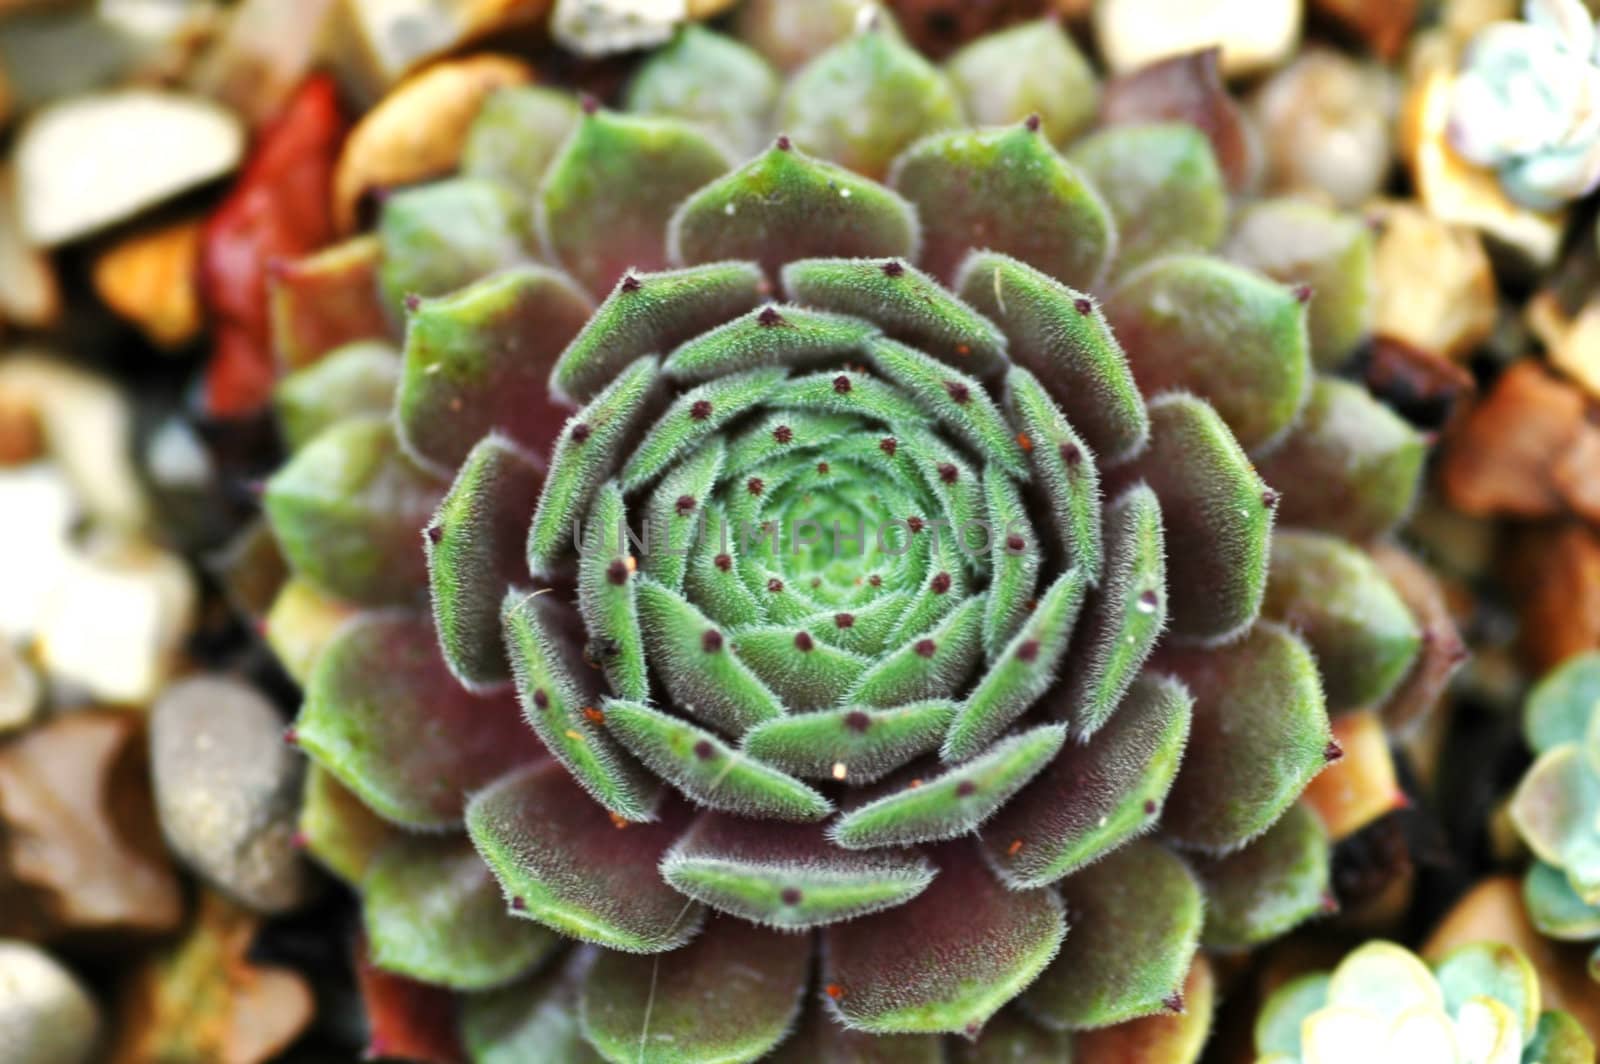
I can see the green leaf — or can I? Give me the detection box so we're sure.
[1253,377,1425,543]
[952,1010,1075,1063]
[773,1001,945,1063]
[740,700,956,784]
[1261,531,1421,712]
[1432,942,1540,1037]
[1524,861,1600,940]
[766,367,933,425]
[263,417,444,606]
[296,612,547,829]
[1067,123,1227,272]
[963,254,1147,464]
[273,341,398,452]
[363,835,558,990]
[1224,199,1375,371]
[526,356,661,578]
[397,265,592,470]
[981,672,1192,889]
[669,140,920,280]
[867,337,1027,478]
[580,915,810,1064]
[621,368,787,490]
[781,257,1007,378]
[945,568,1087,763]
[1524,1010,1598,1064]
[777,11,962,179]
[640,440,725,592]
[1062,485,1166,739]
[1253,973,1329,1057]
[466,760,704,953]
[576,482,649,701]
[980,470,1043,658]
[635,577,785,735]
[1071,955,1216,1064]
[426,434,544,688]
[662,304,879,383]
[847,593,986,707]
[830,725,1066,849]
[1105,254,1310,451]
[502,590,659,822]
[730,625,872,712]
[662,812,933,929]
[551,262,766,404]
[944,19,1099,148]
[1023,840,1202,1030]
[1156,623,1332,853]
[600,699,833,822]
[892,122,1115,290]
[377,177,526,315]
[1117,393,1272,644]
[1510,745,1600,905]
[537,109,732,295]
[625,26,782,158]
[1003,368,1104,576]
[823,841,1067,1035]
[1190,803,1331,949]
[298,765,398,887]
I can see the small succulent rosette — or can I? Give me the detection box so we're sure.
[259,8,1447,1061]
[1449,0,1600,211]
[1512,652,1600,983]
[1254,940,1595,1063]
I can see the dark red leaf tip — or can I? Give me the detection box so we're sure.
[1059,441,1081,465]
[608,560,631,586]
[833,374,853,394]
[844,710,871,732]
[931,571,952,594]
[907,516,925,534]
[1320,892,1340,913]
[403,293,421,313]
[693,739,716,760]
[714,553,732,572]
[282,727,298,746]
[1073,297,1092,315]
[1262,487,1280,508]
[675,495,696,516]
[511,895,527,911]
[835,612,856,629]
[690,399,713,420]
[1324,739,1344,763]
[1016,640,1040,663]
[1294,283,1314,304]
[773,424,794,444]
[868,574,882,587]
[425,523,443,544]
[945,380,970,404]
[879,437,897,456]
[793,631,815,652]
[580,93,600,115]
[767,578,784,593]
[702,630,724,652]
[914,639,936,658]
[1144,799,1158,815]
[776,134,793,151]
[758,305,784,327]
[780,887,803,906]
[882,259,905,277]
[620,274,642,293]
[817,461,830,474]
[570,423,591,444]
[1024,113,1042,133]
[748,477,765,495]
[1006,534,1025,552]
[1164,993,1185,1014]
[956,780,977,797]
[290,830,307,849]
[1139,589,1159,610]
[938,463,959,484]
[533,689,550,709]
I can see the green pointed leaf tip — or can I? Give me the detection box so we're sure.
[376,177,527,316]
[945,19,1100,148]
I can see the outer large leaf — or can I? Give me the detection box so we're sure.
[1511,746,1600,904]
[823,841,1066,1036]
[1156,623,1331,853]
[1189,803,1331,949]
[462,952,604,1064]
[772,1000,944,1063]
[580,915,811,1064]
[295,612,546,830]
[1072,955,1216,1064]
[466,761,705,954]
[1023,840,1202,1030]
[363,835,558,990]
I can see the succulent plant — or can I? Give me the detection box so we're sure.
[261,10,1436,1061]
[1449,0,1600,211]
[1511,651,1600,984]
[1253,939,1595,1063]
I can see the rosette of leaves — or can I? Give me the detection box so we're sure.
[1510,652,1600,984]
[1450,0,1600,210]
[263,11,1437,1061]
[1253,940,1595,1063]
